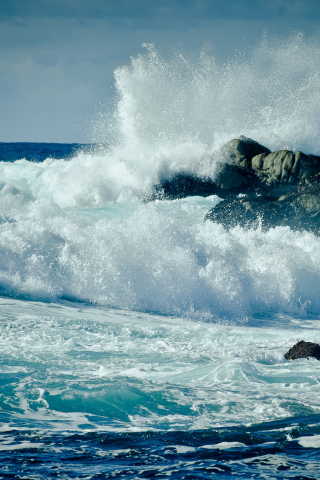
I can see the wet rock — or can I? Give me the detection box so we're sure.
[202,136,320,233]
[150,174,220,200]
[204,184,320,233]
[223,136,271,169]
[251,150,320,189]
[284,185,320,220]
[151,137,320,202]
[151,166,257,200]
[204,194,280,230]
[151,137,269,200]
[284,340,320,361]
[291,151,320,181]
[252,150,294,186]
[214,163,249,190]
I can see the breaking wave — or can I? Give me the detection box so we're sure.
[0,33,320,318]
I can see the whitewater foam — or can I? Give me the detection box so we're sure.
[0,190,319,317]
[1,33,320,316]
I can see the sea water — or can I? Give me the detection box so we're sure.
[2,34,320,478]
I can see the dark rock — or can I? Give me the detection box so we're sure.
[151,137,269,200]
[150,137,320,204]
[252,150,320,189]
[223,136,271,169]
[204,184,320,233]
[285,185,320,221]
[291,151,320,181]
[151,165,258,201]
[252,150,294,186]
[203,137,320,233]
[204,195,279,230]
[284,340,320,361]
[214,163,249,190]
[150,175,220,200]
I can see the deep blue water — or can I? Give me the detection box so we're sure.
[0,142,91,162]
[2,421,320,479]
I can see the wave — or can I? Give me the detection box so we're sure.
[0,192,318,319]
[2,33,320,208]
[1,33,320,318]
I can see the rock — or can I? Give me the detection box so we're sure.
[151,137,270,200]
[291,151,320,181]
[252,150,320,188]
[283,185,320,219]
[150,137,320,202]
[204,184,320,233]
[223,136,271,168]
[252,150,295,186]
[204,194,283,230]
[284,340,320,361]
[150,175,220,200]
[214,163,249,190]
[151,164,257,201]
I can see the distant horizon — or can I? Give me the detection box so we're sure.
[0,141,95,144]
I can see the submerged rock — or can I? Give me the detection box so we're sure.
[284,341,320,361]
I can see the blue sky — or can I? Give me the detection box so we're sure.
[1,0,320,142]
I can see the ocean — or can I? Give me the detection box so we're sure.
[1,35,320,478]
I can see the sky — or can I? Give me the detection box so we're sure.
[1,0,320,142]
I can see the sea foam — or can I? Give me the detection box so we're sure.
[0,191,319,319]
[0,34,320,318]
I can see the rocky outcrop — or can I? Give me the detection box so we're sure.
[152,137,272,200]
[204,184,320,232]
[222,136,320,190]
[150,175,220,200]
[223,136,271,169]
[251,150,320,190]
[284,341,320,361]
[153,137,320,199]
[198,136,320,234]
[151,136,320,234]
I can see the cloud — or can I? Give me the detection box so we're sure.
[1,0,320,22]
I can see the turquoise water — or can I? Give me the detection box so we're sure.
[2,296,320,478]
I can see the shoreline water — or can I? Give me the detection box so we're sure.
[1,295,320,478]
